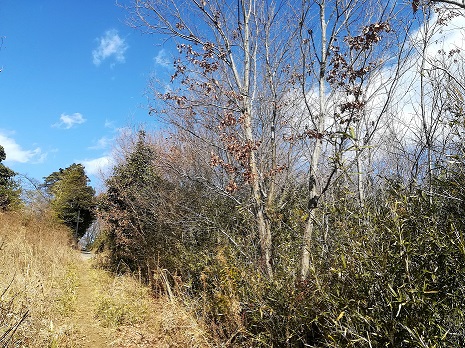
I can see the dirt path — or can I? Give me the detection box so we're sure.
[68,252,110,347]
[80,250,94,262]
[53,251,210,348]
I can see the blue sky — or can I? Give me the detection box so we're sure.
[0,1,172,188]
[2,1,464,193]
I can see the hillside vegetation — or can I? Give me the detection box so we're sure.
[89,1,465,345]
[95,131,465,347]
[2,1,465,347]
[0,212,210,347]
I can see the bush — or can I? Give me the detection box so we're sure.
[181,182,465,347]
[97,133,465,346]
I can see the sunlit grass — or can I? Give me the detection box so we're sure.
[0,211,77,346]
[0,211,212,347]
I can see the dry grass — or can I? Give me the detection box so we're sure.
[0,211,212,347]
[94,273,212,347]
[0,211,78,346]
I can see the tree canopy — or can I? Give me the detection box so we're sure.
[45,163,95,238]
[0,145,21,210]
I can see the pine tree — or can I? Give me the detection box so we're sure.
[0,145,21,211]
[45,163,95,238]
[99,131,170,275]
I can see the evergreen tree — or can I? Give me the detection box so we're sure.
[0,145,21,210]
[45,163,95,238]
[99,131,172,275]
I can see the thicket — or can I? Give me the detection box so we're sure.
[96,131,465,347]
[94,1,465,346]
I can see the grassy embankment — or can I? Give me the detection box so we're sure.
[0,212,210,347]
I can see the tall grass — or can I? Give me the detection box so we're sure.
[0,211,212,347]
[0,211,77,346]
[93,269,212,347]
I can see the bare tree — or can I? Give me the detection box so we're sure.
[129,0,418,280]
[129,0,305,277]
[296,0,410,279]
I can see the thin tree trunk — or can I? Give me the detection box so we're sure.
[245,114,273,277]
[241,0,273,277]
[356,143,365,209]
[301,0,327,280]
[419,15,433,206]
[301,139,323,279]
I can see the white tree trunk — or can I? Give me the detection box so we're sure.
[301,0,327,280]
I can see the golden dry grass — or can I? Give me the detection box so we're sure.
[93,270,212,348]
[0,211,212,347]
[0,211,78,347]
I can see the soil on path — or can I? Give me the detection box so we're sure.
[67,252,111,347]
[60,251,211,348]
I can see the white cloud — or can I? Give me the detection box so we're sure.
[53,113,86,129]
[82,156,114,176]
[424,11,465,57]
[154,49,171,68]
[0,132,43,163]
[354,9,465,167]
[92,29,128,66]
[88,136,111,150]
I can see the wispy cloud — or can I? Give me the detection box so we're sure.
[92,29,128,66]
[53,113,86,129]
[0,131,43,163]
[104,119,115,129]
[154,49,171,68]
[88,136,111,150]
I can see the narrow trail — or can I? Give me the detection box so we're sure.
[51,251,210,347]
[0,214,209,347]
[67,252,110,347]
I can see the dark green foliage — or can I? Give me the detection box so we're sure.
[194,185,465,346]
[98,131,241,282]
[98,133,465,346]
[99,131,176,276]
[190,181,465,347]
[45,163,95,238]
[0,145,21,211]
